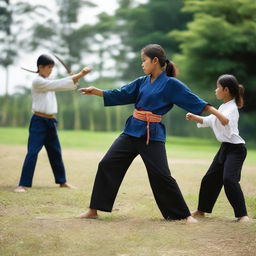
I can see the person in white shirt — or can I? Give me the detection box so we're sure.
[14,54,91,193]
[186,74,249,222]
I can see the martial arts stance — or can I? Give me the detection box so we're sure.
[186,74,250,222]
[79,44,227,222]
[15,54,91,192]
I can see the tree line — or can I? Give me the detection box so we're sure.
[0,0,255,141]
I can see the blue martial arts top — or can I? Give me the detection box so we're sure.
[103,72,207,142]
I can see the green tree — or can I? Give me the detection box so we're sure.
[114,0,192,80]
[0,0,44,125]
[31,0,96,130]
[171,0,256,111]
[88,12,124,130]
[88,12,117,78]
[13,86,31,126]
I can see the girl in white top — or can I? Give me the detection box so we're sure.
[186,74,249,222]
[15,54,91,192]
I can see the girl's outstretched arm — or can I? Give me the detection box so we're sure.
[202,105,229,125]
[79,86,103,97]
[71,67,92,84]
[186,113,203,124]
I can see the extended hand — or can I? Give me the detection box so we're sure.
[79,86,103,97]
[186,112,203,124]
[81,67,92,76]
[71,67,92,84]
[186,113,195,121]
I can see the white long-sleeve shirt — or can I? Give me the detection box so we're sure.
[31,75,76,115]
[197,99,245,144]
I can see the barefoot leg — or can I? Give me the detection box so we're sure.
[14,186,27,193]
[191,210,205,217]
[186,216,198,223]
[59,183,77,189]
[237,216,250,222]
[78,209,98,219]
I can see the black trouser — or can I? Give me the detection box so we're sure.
[89,133,191,220]
[197,142,247,217]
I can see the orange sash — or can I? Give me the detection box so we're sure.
[133,109,162,145]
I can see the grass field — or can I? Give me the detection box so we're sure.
[0,128,256,256]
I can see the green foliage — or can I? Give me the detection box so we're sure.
[1,85,255,142]
[30,0,96,64]
[0,1,47,68]
[112,0,192,80]
[169,0,256,138]
[2,0,256,141]
[29,0,97,130]
[0,0,49,126]
[171,0,256,111]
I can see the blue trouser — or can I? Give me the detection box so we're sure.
[18,115,67,187]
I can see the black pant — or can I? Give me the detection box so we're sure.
[89,133,191,220]
[198,143,247,217]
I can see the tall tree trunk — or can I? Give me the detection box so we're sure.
[105,107,111,131]
[73,93,81,130]
[115,106,121,131]
[1,66,9,125]
[89,111,95,131]
[58,104,64,130]
[11,95,17,126]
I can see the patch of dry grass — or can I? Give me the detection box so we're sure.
[0,144,256,256]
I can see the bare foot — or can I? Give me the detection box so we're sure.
[237,216,250,222]
[186,216,198,223]
[77,209,98,219]
[59,183,77,189]
[14,186,27,193]
[191,210,205,217]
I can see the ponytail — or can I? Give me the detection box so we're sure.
[236,84,244,108]
[165,59,178,77]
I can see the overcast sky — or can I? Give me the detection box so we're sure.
[1,0,148,95]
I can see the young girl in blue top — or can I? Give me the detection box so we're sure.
[79,44,227,222]
[14,54,91,192]
[186,74,250,222]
